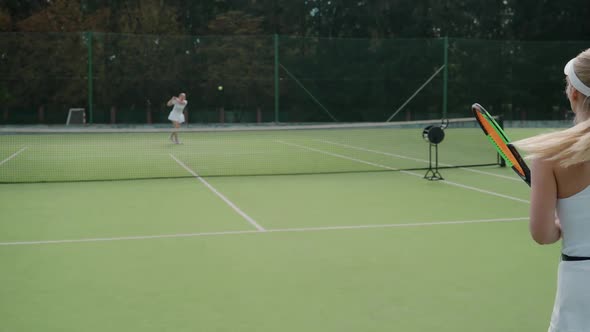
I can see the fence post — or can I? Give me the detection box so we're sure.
[442,36,449,119]
[86,31,94,124]
[274,34,280,123]
[146,100,152,124]
[38,105,45,123]
[110,106,116,124]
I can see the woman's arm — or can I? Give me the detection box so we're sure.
[167,97,176,107]
[529,158,561,244]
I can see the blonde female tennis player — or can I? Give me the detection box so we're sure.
[514,48,590,332]
[167,93,188,144]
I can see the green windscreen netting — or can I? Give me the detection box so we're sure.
[0,32,88,124]
[91,34,275,124]
[278,37,445,122]
[447,39,586,121]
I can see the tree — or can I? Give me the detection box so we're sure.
[17,0,84,32]
[201,11,272,121]
[2,0,47,21]
[3,0,111,123]
[0,8,11,31]
[115,0,184,34]
[511,0,590,41]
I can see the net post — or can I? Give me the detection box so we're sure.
[86,31,94,124]
[442,36,449,119]
[274,34,280,123]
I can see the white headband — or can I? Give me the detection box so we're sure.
[564,58,590,96]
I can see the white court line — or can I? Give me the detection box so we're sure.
[0,147,28,166]
[170,154,266,232]
[0,217,528,246]
[316,140,520,182]
[271,217,528,233]
[0,230,261,246]
[277,140,529,204]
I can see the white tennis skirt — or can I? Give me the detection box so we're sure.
[548,260,590,332]
[168,110,185,124]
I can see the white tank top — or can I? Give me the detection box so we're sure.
[171,100,187,114]
[557,185,590,256]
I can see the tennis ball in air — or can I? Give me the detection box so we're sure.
[218,85,223,91]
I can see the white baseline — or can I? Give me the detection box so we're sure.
[0,217,527,246]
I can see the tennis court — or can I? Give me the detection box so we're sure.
[0,124,560,332]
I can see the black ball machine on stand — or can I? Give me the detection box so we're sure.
[422,119,449,181]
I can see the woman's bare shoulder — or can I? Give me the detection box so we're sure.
[554,161,590,199]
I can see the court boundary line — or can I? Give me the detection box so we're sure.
[0,147,28,166]
[170,154,266,232]
[316,139,520,182]
[277,140,529,204]
[0,217,527,246]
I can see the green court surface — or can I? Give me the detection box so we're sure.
[0,124,502,183]
[0,127,561,332]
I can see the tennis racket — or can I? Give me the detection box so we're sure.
[472,103,531,186]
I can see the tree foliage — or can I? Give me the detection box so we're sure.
[0,8,11,31]
[2,0,588,39]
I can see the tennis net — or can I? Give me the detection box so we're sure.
[0,118,501,183]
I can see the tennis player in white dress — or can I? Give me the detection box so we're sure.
[515,48,590,332]
[167,93,188,144]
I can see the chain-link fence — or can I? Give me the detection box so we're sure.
[0,33,586,124]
